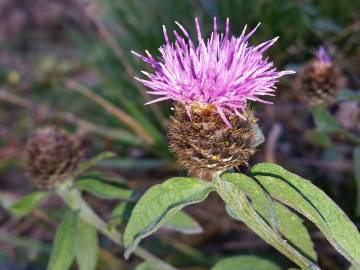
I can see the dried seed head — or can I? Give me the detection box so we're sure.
[169,103,257,179]
[25,127,86,190]
[294,50,345,107]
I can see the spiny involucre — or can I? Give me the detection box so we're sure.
[132,17,294,126]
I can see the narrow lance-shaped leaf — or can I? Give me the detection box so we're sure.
[109,202,202,234]
[311,106,341,133]
[75,178,135,201]
[74,151,117,177]
[162,210,203,234]
[354,147,360,217]
[123,177,213,258]
[75,218,98,270]
[212,255,281,270]
[311,107,360,144]
[251,163,360,268]
[47,211,78,270]
[220,173,317,261]
[217,176,318,269]
[134,262,154,270]
[9,191,49,216]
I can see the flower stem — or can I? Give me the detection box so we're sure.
[56,182,177,270]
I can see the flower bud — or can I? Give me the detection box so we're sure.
[25,127,85,190]
[168,103,257,179]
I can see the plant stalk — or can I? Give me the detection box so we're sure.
[56,182,177,270]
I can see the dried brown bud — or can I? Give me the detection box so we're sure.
[168,103,257,179]
[294,60,345,107]
[25,127,86,190]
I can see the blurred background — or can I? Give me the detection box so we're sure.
[0,0,359,269]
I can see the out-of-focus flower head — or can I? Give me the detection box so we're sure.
[133,17,294,126]
[294,46,345,107]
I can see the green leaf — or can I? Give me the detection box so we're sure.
[212,255,281,270]
[304,130,333,148]
[108,202,134,229]
[311,107,360,144]
[354,147,360,217]
[349,266,357,270]
[109,202,201,234]
[123,177,212,258]
[9,191,49,216]
[251,163,360,267]
[311,107,341,133]
[75,218,98,270]
[272,202,317,261]
[162,210,203,234]
[100,158,171,171]
[220,173,316,261]
[217,175,318,269]
[0,232,51,253]
[338,90,360,102]
[47,211,78,270]
[78,171,127,184]
[134,262,153,270]
[75,178,135,200]
[75,152,117,176]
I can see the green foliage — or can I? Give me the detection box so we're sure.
[312,107,342,133]
[47,211,78,270]
[75,218,98,270]
[161,210,203,234]
[108,202,133,229]
[124,162,360,267]
[212,255,281,270]
[220,173,316,261]
[251,163,360,268]
[304,130,333,148]
[134,262,153,270]
[109,201,202,235]
[0,232,51,254]
[311,107,360,144]
[123,177,213,258]
[354,147,360,216]
[272,202,317,261]
[338,90,360,102]
[75,151,117,177]
[75,178,135,201]
[9,191,49,216]
[217,176,317,269]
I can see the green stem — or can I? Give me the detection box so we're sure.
[56,182,177,270]
[340,130,360,145]
[217,181,320,270]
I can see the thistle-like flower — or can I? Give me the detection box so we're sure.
[295,46,345,107]
[133,18,293,176]
[133,17,294,126]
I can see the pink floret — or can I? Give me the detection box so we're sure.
[133,18,294,126]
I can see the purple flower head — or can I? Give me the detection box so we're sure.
[316,46,331,64]
[132,18,295,126]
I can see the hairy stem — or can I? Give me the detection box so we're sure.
[56,182,177,270]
